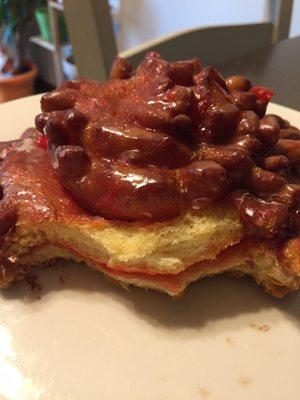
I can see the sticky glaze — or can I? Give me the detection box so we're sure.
[7,52,300,238]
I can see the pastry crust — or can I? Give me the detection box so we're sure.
[0,129,299,296]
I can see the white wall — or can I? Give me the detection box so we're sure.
[290,0,300,37]
[120,0,266,50]
[119,0,300,51]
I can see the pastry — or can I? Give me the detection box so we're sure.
[1,52,299,297]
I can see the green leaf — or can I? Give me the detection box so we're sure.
[0,0,46,72]
[2,23,13,46]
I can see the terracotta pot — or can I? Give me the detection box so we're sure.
[0,61,38,103]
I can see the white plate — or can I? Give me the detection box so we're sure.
[0,95,299,400]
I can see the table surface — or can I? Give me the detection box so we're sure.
[218,36,300,111]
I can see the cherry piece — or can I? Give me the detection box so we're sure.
[250,86,274,102]
[36,135,49,150]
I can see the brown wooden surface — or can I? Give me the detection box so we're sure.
[217,36,300,111]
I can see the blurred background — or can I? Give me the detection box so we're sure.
[118,0,300,49]
[0,0,298,105]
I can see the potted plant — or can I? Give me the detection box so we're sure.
[0,0,39,103]
[34,0,51,42]
[35,0,68,43]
